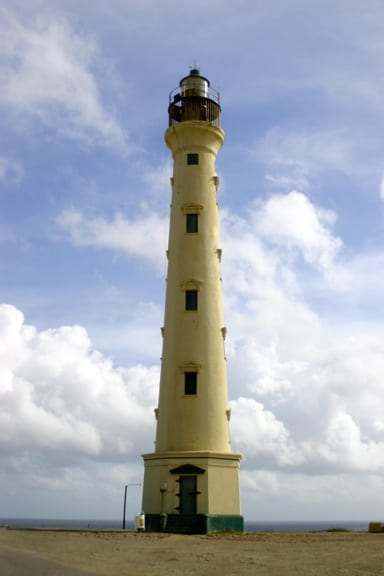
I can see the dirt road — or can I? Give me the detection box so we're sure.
[0,528,383,576]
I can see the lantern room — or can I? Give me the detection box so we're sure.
[168,68,221,126]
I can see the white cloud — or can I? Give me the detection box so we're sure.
[220,192,338,357]
[0,304,158,479]
[252,191,342,272]
[326,249,384,300]
[252,128,355,191]
[230,397,300,467]
[226,309,384,476]
[0,8,128,153]
[219,192,384,480]
[56,208,167,272]
[142,159,173,205]
[240,470,384,520]
[221,192,342,310]
[380,175,384,202]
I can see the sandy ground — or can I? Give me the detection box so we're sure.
[0,527,383,576]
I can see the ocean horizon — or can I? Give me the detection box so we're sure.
[0,517,370,532]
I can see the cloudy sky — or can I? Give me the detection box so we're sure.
[1,0,384,523]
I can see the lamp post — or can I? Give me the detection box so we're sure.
[123,483,141,530]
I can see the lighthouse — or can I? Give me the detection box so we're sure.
[142,69,243,534]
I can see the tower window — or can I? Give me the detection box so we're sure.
[186,213,198,233]
[184,372,197,395]
[185,290,198,311]
[187,153,199,165]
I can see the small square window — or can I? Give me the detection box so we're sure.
[186,213,198,233]
[187,153,199,165]
[185,290,198,311]
[184,372,197,395]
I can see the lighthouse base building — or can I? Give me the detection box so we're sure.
[141,69,243,534]
[142,453,242,534]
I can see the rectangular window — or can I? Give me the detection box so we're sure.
[184,372,197,395]
[185,290,198,311]
[187,153,199,165]
[186,213,198,233]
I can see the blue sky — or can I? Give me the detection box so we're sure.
[1,0,384,522]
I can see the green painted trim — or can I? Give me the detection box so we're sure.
[205,515,244,533]
[143,514,243,534]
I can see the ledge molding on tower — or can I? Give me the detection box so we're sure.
[181,203,204,214]
[180,279,203,291]
[179,361,202,373]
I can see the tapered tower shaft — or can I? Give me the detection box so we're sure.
[156,121,229,453]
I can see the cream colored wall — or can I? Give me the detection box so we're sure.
[155,121,230,454]
[206,459,242,515]
[142,452,242,515]
[141,459,165,513]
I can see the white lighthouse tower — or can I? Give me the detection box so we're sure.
[142,69,243,534]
